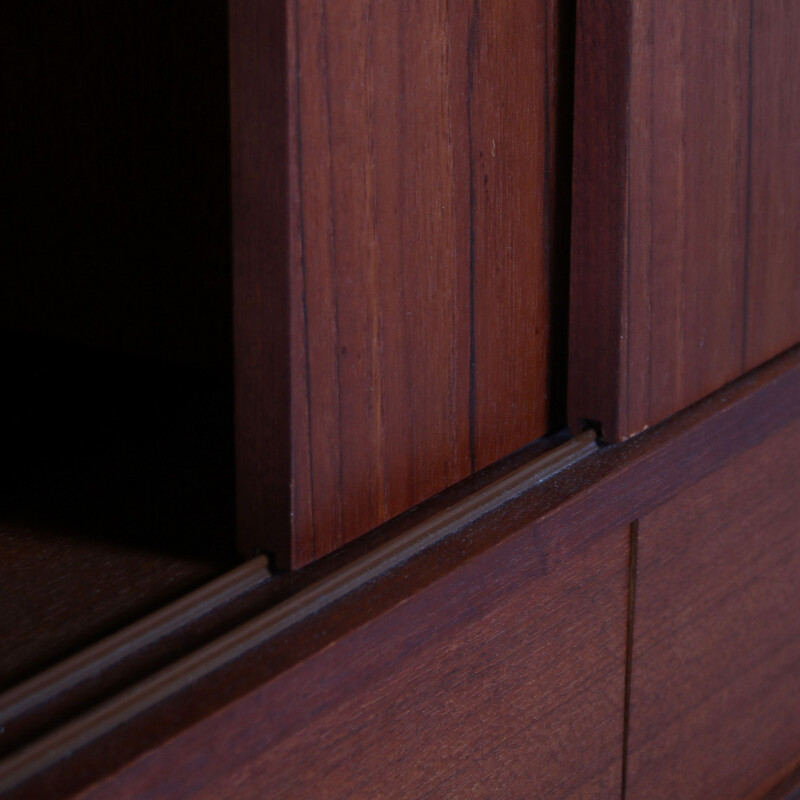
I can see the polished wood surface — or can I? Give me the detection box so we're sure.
[627,418,800,800]
[745,1,800,370]
[3,346,797,800]
[570,0,800,441]
[568,0,631,437]
[232,0,569,567]
[76,524,629,800]
[3,3,800,794]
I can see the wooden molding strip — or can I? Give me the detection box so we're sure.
[0,431,597,794]
[0,556,270,747]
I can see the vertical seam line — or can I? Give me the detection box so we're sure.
[294,0,316,561]
[621,518,640,799]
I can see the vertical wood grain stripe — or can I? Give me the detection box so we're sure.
[744,1,800,370]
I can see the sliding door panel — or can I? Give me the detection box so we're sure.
[570,0,800,441]
[231,0,566,567]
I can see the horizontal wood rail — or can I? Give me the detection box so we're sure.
[1,344,798,799]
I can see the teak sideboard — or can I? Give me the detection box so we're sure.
[1,1,799,798]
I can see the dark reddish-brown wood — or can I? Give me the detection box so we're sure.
[76,524,630,800]
[626,418,800,800]
[569,0,631,437]
[745,1,800,369]
[469,0,568,468]
[232,0,568,568]
[570,0,800,441]
[760,761,800,800]
[0,557,270,760]
[0,523,220,696]
[4,3,800,797]
[2,346,798,800]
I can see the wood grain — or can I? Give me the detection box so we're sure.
[76,524,630,800]
[570,0,800,441]
[745,1,800,369]
[232,0,567,567]
[469,0,559,468]
[569,0,632,438]
[626,417,800,800]
[3,345,798,800]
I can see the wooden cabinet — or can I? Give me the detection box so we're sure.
[1,1,799,798]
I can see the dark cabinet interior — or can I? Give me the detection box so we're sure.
[3,1,232,369]
[1,1,237,696]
